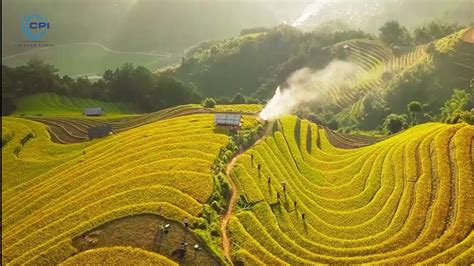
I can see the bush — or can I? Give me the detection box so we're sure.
[231,93,246,104]
[211,200,223,213]
[327,118,339,130]
[221,181,231,200]
[407,101,423,113]
[460,109,474,124]
[246,97,260,104]
[202,97,216,108]
[224,149,233,160]
[379,20,412,46]
[439,89,472,123]
[383,113,407,134]
[210,222,221,237]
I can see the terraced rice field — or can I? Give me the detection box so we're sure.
[61,246,177,265]
[323,39,429,109]
[215,104,263,113]
[229,116,474,264]
[451,41,474,81]
[2,117,91,191]
[1,114,231,265]
[320,125,381,149]
[26,105,197,144]
[27,105,259,144]
[3,30,472,265]
[435,28,474,81]
[11,93,133,117]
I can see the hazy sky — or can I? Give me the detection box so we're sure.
[2,0,472,55]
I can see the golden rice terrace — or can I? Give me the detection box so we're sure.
[229,116,473,265]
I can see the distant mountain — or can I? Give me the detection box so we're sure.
[291,0,473,33]
[3,0,471,57]
[2,0,308,55]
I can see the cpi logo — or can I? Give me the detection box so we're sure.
[21,14,50,41]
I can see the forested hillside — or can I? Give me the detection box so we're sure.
[166,24,473,132]
[3,22,473,133]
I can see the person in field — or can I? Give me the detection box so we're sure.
[183,217,189,229]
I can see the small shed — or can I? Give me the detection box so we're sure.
[83,107,105,116]
[214,114,242,130]
[87,124,113,139]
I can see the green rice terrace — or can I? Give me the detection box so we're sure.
[10,93,134,117]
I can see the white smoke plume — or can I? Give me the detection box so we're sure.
[259,60,360,121]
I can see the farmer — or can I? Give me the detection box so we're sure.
[281,181,286,192]
[276,191,281,202]
[267,176,271,184]
[183,217,189,229]
[302,213,305,220]
[294,200,297,209]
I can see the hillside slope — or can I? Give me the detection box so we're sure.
[229,116,473,264]
[2,117,92,191]
[23,104,261,144]
[11,93,134,117]
[2,111,473,264]
[1,114,230,265]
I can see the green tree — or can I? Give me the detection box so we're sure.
[102,63,157,110]
[202,98,216,108]
[327,118,339,130]
[151,74,201,110]
[407,101,423,125]
[6,59,61,96]
[413,27,432,44]
[379,21,412,46]
[413,22,462,45]
[383,113,407,134]
[71,77,93,98]
[439,89,471,123]
[231,93,246,104]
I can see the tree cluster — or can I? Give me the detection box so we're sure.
[2,60,201,114]
[379,20,464,47]
[171,24,370,100]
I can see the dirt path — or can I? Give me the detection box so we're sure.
[221,153,241,263]
[220,120,273,264]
